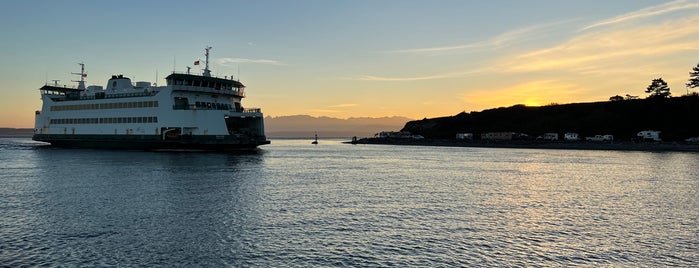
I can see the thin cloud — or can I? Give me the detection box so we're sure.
[356,67,493,82]
[390,19,578,54]
[328,103,358,108]
[308,109,342,114]
[217,57,287,66]
[581,0,699,31]
[507,15,699,73]
[357,74,455,82]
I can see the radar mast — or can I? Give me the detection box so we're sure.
[71,63,87,90]
[203,46,212,77]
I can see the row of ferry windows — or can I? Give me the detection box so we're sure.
[195,101,232,110]
[170,79,236,90]
[51,101,159,111]
[50,116,158,125]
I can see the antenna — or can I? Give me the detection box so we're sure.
[71,63,87,89]
[155,69,158,86]
[203,46,212,77]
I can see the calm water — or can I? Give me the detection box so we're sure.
[1,138,697,267]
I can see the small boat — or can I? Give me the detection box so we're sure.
[312,132,318,144]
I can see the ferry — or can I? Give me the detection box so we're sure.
[33,47,270,150]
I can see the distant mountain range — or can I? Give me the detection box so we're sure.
[265,115,412,138]
[0,128,34,137]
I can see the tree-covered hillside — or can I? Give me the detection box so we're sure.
[401,95,699,141]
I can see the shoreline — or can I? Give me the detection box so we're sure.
[347,138,699,153]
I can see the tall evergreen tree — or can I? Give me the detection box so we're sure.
[687,62,699,88]
[646,78,671,99]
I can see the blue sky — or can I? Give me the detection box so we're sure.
[2,0,699,127]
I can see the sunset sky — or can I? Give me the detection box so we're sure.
[2,0,699,128]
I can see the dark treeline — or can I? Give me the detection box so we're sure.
[401,95,699,141]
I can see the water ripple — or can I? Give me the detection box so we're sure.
[0,139,697,266]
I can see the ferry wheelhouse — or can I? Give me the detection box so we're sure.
[33,47,269,150]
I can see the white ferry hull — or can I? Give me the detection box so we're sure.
[32,133,269,150]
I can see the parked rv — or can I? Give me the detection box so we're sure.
[537,133,559,141]
[564,132,580,141]
[637,130,661,142]
[456,133,473,140]
[585,135,614,142]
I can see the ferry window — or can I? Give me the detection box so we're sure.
[174,97,189,108]
[112,81,117,88]
[137,117,143,123]
[153,117,158,123]
[153,101,159,107]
